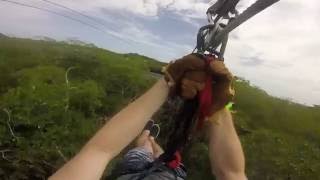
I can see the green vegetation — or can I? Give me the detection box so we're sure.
[0,36,319,180]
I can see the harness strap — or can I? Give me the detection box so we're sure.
[167,151,182,169]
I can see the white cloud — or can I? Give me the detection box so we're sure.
[54,0,210,18]
[117,23,193,59]
[224,0,320,105]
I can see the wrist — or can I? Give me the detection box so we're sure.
[207,106,232,125]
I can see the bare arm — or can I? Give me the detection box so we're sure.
[50,79,169,180]
[208,108,246,180]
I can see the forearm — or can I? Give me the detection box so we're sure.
[86,78,169,157]
[50,79,169,180]
[208,108,246,180]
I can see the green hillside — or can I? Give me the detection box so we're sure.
[0,36,319,179]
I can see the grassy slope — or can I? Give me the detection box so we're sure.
[0,37,319,179]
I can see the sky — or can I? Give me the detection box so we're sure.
[0,0,319,106]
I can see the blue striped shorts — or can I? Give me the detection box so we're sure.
[120,147,154,173]
[116,147,187,179]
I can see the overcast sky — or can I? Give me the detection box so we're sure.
[0,0,319,106]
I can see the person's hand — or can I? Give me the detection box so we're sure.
[162,54,208,99]
[208,59,235,114]
[162,54,234,113]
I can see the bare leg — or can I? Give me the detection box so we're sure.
[135,130,154,155]
[135,130,164,159]
[149,137,164,159]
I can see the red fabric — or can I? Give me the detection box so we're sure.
[197,56,214,130]
[167,151,182,169]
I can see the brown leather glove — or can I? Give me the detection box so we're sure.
[195,57,234,128]
[162,54,208,99]
[209,59,235,114]
[163,54,234,111]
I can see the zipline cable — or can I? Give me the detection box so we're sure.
[0,0,132,44]
[39,0,107,27]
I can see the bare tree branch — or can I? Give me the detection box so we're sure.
[55,145,67,162]
[64,67,77,112]
[0,149,12,161]
[3,108,18,140]
[42,160,56,169]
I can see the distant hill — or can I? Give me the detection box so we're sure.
[33,36,56,42]
[0,32,7,38]
[0,36,319,180]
